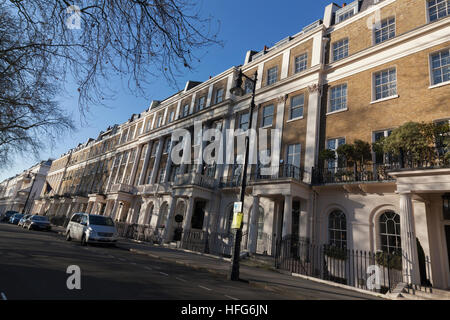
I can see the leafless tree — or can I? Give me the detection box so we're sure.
[0,7,74,167]
[0,0,221,168]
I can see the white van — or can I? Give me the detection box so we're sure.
[65,213,118,246]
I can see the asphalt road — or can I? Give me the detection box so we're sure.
[0,222,379,300]
[0,222,290,300]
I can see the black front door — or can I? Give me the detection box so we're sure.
[445,226,450,274]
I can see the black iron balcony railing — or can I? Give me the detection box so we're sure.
[173,172,217,189]
[250,164,304,182]
[312,163,397,185]
[313,159,450,185]
[219,175,243,188]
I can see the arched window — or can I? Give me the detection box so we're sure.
[379,211,401,254]
[328,210,347,248]
[145,204,154,225]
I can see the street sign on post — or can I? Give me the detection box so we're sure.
[232,202,243,229]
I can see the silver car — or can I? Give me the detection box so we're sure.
[65,213,118,246]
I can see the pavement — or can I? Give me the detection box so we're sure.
[13,223,384,300]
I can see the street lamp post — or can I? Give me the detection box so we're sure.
[22,173,36,214]
[228,69,258,281]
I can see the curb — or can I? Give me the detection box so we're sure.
[288,271,389,300]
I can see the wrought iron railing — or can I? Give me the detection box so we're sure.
[274,236,433,294]
[180,230,236,258]
[312,163,397,185]
[174,172,217,189]
[114,222,159,243]
[250,164,303,182]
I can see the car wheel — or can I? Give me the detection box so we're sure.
[66,231,72,241]
[81,234,88,246]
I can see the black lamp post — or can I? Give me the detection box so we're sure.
[228,69,258,281]
[22,173,36,214]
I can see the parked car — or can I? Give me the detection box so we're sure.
[18,214,32,227]
[24,215,51,231]
[9,213,24,225]
[65,213,118,246]
[1,211,18,222]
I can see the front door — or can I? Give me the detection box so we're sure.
[445,225,450,285]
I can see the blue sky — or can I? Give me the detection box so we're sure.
[0,0,333,181]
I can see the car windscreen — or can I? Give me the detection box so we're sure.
[89,216,114,226]
[14,214,23,218]
[32,216,48,221]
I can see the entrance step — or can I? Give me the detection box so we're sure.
[394,286,450,300]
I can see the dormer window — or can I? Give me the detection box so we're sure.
[335,1,359,23]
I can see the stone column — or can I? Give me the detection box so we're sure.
[400,193,421,285]
[282,194,292,239]
[247,195,260,254]
[182,197,195,232]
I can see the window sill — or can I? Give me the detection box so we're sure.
[370,95,399,104]
[260,124,273,130]
[326,108,348,116]
[429,80,450,89]
[286,116,304,123]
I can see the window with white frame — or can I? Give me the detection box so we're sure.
[155,115,162,128]
[327,137,346,168]
[290,94,304,120]
[294,53,308,73]
[168,110,175,123]
[257,207,265,240]
[267,66,278,85]
[286,144,301,168]
[379,211,401,254]
[215,88,224,104]
[332,38,349,62]
[430,49,449,85]
[145,119,152,132]
[239,112,249,131]
[374,68,397,100]
[374,17,396,44]
[182,104,189,118]
[427,0,449,22]
[329,84,347,112]
[261,105,274,127]
[338,10,354,23]
[163,137,171,154]
[335,0,359,23]
[151,140,159,156]
[197,96,206,111]
[328,210,347,249]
